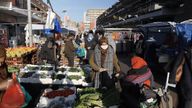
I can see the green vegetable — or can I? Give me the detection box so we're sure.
[41,67,53,71]
[8,66,19,73]
[68,67,80,72]
[88,100,103,107]
[80,94,100,100]
[79,87,96,95]
[67,75,81,80]
[27,66,39,71]
[57,68,66,72]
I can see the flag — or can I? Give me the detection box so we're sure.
[53,18,62,33]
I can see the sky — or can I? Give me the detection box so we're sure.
[43,0,118,22]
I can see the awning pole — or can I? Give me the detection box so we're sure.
[27,0,33,47]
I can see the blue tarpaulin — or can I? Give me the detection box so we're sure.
[53,18,62,33]
[176,23,192,43]
[45,17,62,35]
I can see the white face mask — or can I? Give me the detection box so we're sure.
[101,45,108,50]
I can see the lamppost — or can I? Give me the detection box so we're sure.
[27,0,33,47]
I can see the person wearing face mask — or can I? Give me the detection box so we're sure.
[89,36,121,89]
[0,45,13,101]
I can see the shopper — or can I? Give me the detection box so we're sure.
[64,33,76,67]
[90,36,121,89]
[84,30,97,60]
[75,34,82,46]
[0,45,13,101]
[119,54,153,108]
[39,37,58,64]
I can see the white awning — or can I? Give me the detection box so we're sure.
[25,24,45,30]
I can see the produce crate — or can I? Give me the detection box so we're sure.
[36,87,76,108]
[6,57,24,65]
[75,87,120,108]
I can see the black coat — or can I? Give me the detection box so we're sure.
[39,40,57,64]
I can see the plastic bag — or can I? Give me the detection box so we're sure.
[0,74,25,108]
[21,85,32,108]
[76,48,85,57]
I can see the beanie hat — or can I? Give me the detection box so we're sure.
[131,56,147,69]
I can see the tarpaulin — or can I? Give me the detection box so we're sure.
[176,23,192,44]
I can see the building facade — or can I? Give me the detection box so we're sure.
[0,0,49,47]
[97,0,191,28]
[83,9,106,31]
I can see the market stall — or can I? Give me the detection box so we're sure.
[14,61,93,108]
[6,47,37,65]
[18,64,91,86]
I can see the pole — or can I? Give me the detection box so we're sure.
[27,0,33,47]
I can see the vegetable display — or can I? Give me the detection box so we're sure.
[75,87,120,107]
[67,75,82,80]
[27,66,39,71]
[55,74,66,80]
[40,67,53,71]
[8,66,19,73]
[68,67,80,72]
[57,67,66,72]
[20,72,35,78]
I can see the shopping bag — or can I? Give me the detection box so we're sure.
[21,85,32,108]
[0,74,25,108]
[76,48,85,57]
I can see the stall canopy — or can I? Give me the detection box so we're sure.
[176,23,192,45]
[24,24,45,30]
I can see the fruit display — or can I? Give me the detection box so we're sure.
[44,88,75,99]
[36,87,76,108]
[6,47,37,58]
